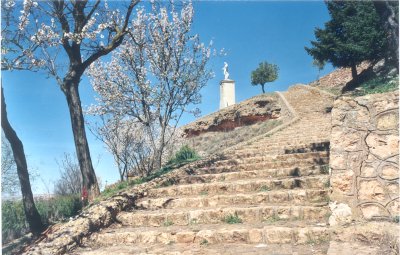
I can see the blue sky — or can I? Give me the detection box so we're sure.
[2,1,334,195]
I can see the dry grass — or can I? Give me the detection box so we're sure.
[184,119,282,156]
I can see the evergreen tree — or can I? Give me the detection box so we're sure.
[251,62,279,93]
[305,1,388,80]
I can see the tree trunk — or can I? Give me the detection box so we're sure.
[62,81,100,202]
[373,1,399,70]
[351,64,358,81]
[1,85,46,235]
[153,148,163,171]
[261,84,265,93]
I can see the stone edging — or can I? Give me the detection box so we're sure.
[298,84,337,98]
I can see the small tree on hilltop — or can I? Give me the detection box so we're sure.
[251,62,279,93]
[305,1,388,81]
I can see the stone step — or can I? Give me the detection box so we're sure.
[181,165,327,184]
[245,140,330,150]
[234,139,329,154]
[137,189,329,210]
[222,151,329,164]
[146,175,329,198]
[73,242,330,255]
[195,157,329,174]
[86,222,329,246]
[232,145,329,158]
[118,204,329,227]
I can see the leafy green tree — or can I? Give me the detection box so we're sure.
[251,62,279,93]
[305,1,387,80]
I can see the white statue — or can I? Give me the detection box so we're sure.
[223,62,229,80]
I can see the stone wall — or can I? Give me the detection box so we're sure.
[330,91,399,221]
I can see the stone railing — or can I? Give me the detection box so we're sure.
[330,91,399,221]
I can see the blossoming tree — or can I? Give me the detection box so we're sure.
[87,2,213,173]
[2,0,140,201]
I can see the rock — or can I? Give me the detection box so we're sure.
[365,133,398,160]
[359,203,390,220]
[328,202,352,226]
[386,199,400,217]
[380,164,399,180]
[358,180,386,202]
[248,229,263,243]
[331,171,353,194]
[376,111,399,130]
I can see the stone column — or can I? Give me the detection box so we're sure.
[220,79,235,109]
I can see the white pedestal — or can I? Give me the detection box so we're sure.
[220,79,235,109]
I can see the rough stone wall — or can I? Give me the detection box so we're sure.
[330,91,399,221]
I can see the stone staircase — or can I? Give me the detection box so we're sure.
[73,85,335,255]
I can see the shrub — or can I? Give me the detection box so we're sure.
[169,145,199,164]
[2,200,28,243]
[2,195,82,244]
[35,195,81,224]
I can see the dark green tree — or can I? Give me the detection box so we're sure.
[305,1,388,80]
[251,62,279,93]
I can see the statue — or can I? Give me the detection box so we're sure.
[223,62,229,80]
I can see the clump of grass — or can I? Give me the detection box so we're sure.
[161,178,176,187]
[263,214,281,223]
[163,219,174,227]
[168,145,200,165]
[223,213,243,224]
[200,239,209,246]
[199,191,208,196]
[320,165,330,174]
[324,179,330,188]
[306,233,329,245]
[189,218,198,225]
[259,185,270,192]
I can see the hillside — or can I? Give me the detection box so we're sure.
[14,68,399,255]
[180,93,283,156]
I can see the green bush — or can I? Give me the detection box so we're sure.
[2,200,29,243]
[35,195,81,224]
[2,195,82,244]
[169,145,199,164]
